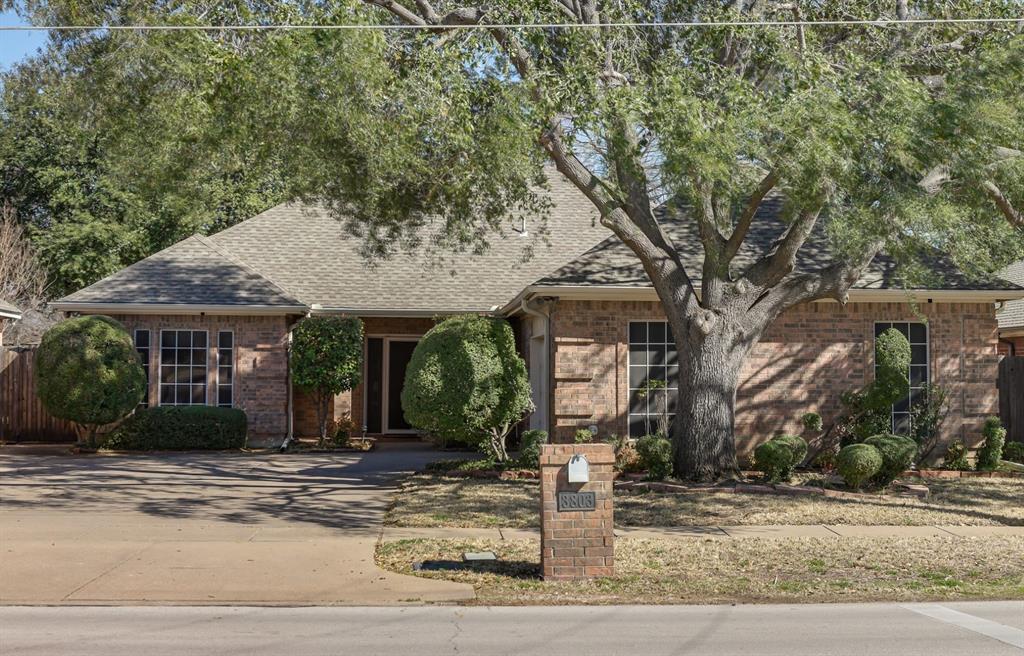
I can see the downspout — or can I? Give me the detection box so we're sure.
[520,296,553,436]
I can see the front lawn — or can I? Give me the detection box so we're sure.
[376,535,1024,605]
[385,474,1024,527]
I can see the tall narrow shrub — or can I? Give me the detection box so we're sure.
[291,316,364,445]
[402,315,532,462]
[976,417,1006,471]
[34,315,146,447]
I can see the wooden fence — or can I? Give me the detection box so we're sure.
[998,356,1023,444]
[1,347,77,443]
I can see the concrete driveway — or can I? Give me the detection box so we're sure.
[0,444,473,605]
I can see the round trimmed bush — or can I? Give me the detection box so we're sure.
[753,434,808,482]
[976,416,1006,471]
[754,439,794,482]
[34,315,146,447]
[636,434,673,480]
[863,433,917,486]
[837,443,883,490]
[515,429,547,468]
[402,315,531,461]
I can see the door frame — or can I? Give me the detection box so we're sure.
[364,334,421,435]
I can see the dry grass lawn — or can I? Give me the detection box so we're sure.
[385,474,1024,528]
[376,536,1024,605]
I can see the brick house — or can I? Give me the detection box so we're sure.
[0,299,22,350]
[997,261,1024,357]
[51,174,1024,455]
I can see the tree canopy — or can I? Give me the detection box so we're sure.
[5,0,1023,479]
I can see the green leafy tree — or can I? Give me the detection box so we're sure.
[34,315,146,447]
[290,316,364,445]
[402,315,532,462]
[9,0,1024,480]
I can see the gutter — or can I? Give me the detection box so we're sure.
[49,302,309,316]
[309,306,492,318]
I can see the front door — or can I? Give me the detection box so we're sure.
[365,337,419,434]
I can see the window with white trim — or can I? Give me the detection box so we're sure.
[159,330,208,406]
[134,329,150,408]
[874,321,928,435]
[627,321,679,438]
[216,331,234,408]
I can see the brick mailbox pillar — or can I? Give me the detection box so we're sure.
[539,443,615,580]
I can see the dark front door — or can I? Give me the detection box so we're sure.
[386,340,418,432]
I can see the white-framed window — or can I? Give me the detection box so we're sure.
[134,329,150,408]
[627,321,678,438]
[216,330,234,408]
[159,329,208,406]
[874,321,929,435]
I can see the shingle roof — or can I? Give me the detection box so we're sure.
[997,261,1024,329]
[0,298,21,319]
[535,197,1024,295]
[209,178,604,313]
[59,235,305,308]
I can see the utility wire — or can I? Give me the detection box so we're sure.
[0,17,1022,31]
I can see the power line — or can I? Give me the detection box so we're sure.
[0,17,1021,31]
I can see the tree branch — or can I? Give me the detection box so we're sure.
[745,206,823,289]
[723,169,779,264]
[983,181,1023,230]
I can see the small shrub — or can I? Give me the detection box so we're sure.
[636,434,673,480]
[909,383,948,461]
[35,315,147,447]
[515,430,547,468]
[425,458,496,473]
[863,433,917,486]
[801,412,823,433]
[329,414,360,445]
[812,447,839,474]
[837,443,883,490]
[976,416,1006,471]
[754,440,795,482]
[943,440,971,471]
[774,434,809,467]
[574,428,594,444]
[103,407,247,450]
[1003,441,1024,465]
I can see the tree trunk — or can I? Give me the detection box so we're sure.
[670,319,755,482]
[316,391,329,448]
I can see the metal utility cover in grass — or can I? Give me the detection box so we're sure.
[462,551,497,562]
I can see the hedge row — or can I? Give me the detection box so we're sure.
[104,406,248,451]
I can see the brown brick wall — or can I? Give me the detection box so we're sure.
[548,300,1000,456]
[998,335,1024,358]
[539,443,615,580]
[104,313,295,443]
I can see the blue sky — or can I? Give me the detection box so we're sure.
[1,9,48,71]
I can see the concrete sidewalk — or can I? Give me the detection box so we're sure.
[380,524,1024,541]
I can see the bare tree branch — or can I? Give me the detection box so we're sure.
[983,181,1023,230]
[723,170,779,264]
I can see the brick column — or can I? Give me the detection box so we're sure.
[539,443,615,580]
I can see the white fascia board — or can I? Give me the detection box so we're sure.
[310,307,494,318]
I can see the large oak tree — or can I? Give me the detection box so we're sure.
[6,0,1023,480]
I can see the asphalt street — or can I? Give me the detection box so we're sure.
[1,602,1021,655]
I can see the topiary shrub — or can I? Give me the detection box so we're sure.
[863,433,917,487]
[976,416,1006,471]
[943,440,971,471]
[515,429,547,468]
[1004,441,1024,465]
[402,315,531,462]
[291,316,363,446]
[34,315,146,447]
[801,412,823,433]
[834,328,911,447]
[837,443,883,490]
[754,439,795,482]
[103,406,247,450]
[636,434,673,480]
[754,434,808,482]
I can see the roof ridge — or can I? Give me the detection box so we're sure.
[192,234,306,307]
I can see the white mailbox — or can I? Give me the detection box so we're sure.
[567,454,590,483]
